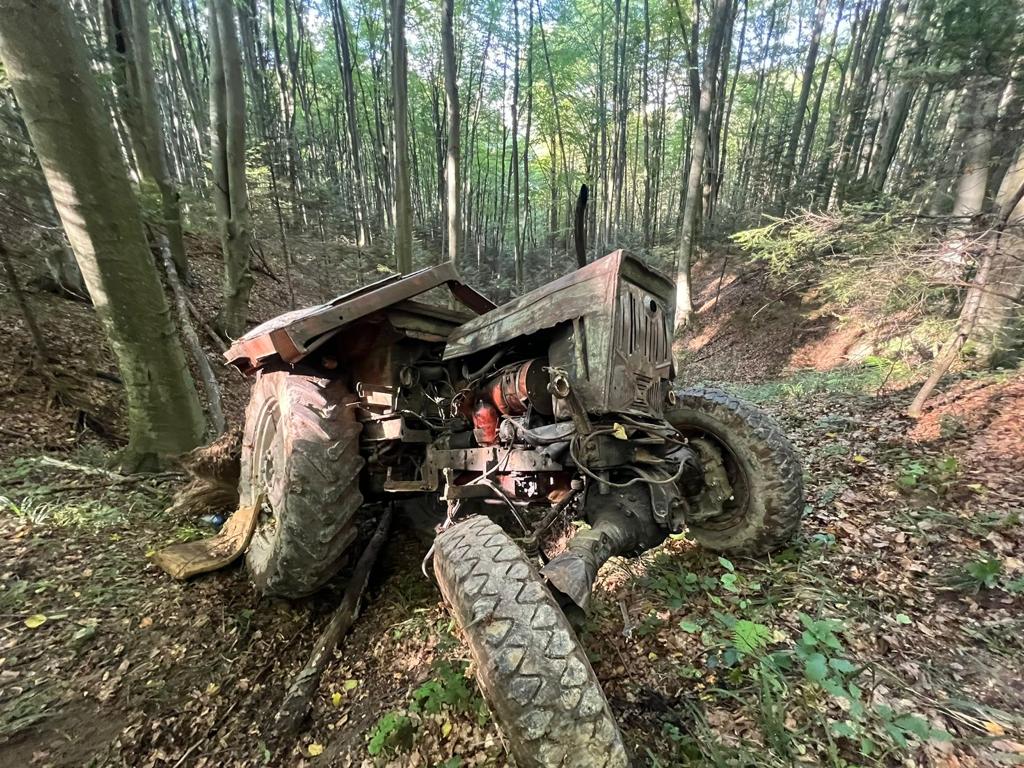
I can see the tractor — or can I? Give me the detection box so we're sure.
[221,250,802,766]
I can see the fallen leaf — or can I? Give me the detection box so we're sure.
[984,721,1007,736]
[331,691,342,707]
[24,614,47,629]
[308,743,324,757]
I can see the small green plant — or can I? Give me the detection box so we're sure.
[410,661,477,716]
[948,557,1003,592]
[896,455,958,494]
[367,711,414,756]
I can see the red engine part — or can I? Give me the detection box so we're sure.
[484,359,553,416]
[472,401,500,445]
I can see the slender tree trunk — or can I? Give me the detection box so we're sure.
[0,0,205,464]
[0,239,50,361]
[391,0,413,272]
[331,0,372,246]
[111,0,189,279]
[209,0,253,339]
[511,0,522,290]
[441,0,460,266]
[779,0,827,204]
[674,0,732,328]
[798,0,845,183]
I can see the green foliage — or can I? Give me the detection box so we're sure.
[409,661,479,717]
[731,619,773,656]
[948,557,1003,592]
[366,711,414,756]
[896,455,959,495]
[729,363,894,403]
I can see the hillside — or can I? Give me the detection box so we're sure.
[2,241,1022,767]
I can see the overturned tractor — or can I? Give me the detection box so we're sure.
[199,251,803,766]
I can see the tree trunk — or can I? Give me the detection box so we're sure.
[574,184,589,267]
[973,142,1024,365]
[110,0,189,280]
[951,82,998,221]
[0,0,205,464]
[330,0,372,246]
[511,0,522,290]
[209,0,253,339]
[0,239,50,361]
[391,0,413,273]
[674,0,732,329]
[779,0,827,204]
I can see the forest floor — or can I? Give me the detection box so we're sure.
[1,245,1023,767]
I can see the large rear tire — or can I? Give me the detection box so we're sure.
[239,371,364,598]
[666,386,803,555]
[433,516,629,768]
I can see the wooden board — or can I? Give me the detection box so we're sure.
[152,499,261,580]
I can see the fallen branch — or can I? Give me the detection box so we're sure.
[159,237,225,436]
[908,250,993,418]
[185,295,229,353]
[275,507,393,736]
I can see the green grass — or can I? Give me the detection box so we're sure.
[728,361,908,404]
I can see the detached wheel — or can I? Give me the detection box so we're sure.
[433,516,628,768]
[666,386,803,555]
[239,371,364,597]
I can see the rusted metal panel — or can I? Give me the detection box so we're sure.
[225,262,495,372]
[443,250,675,418]
[442,250,628,361]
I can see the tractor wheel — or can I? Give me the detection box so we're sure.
[433,516,628,768]
[240,370,364,598]
[666,386,803,555]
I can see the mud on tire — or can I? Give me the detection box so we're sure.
[240,371,364,598]
[666,386,803,555]
[433,516,628,768]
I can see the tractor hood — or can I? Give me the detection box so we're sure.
[443,250,676,361]
[225,262,494,373]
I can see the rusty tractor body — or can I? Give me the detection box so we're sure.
[226,250,695,604]
[221,250,803,766]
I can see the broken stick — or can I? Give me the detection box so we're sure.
[275,507,393,735]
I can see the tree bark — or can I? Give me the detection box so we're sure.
[209,0,253,339]
[0,0,205,464]
[0,239,50,361]
[973,142,1024,365]
[330,0,372,246]
[391,0,413,272]
[779,0,827,204]
[674,0,732,328]
[160,238,225,436]
[110,0,189,279]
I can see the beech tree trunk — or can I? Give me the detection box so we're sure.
[391,0,413,273]
[438,0,458,268]
[209,0,253,338]
[675,0,732,328]
[110,0,189,279]
[974,142,1024,365]
[0,0,205,465]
